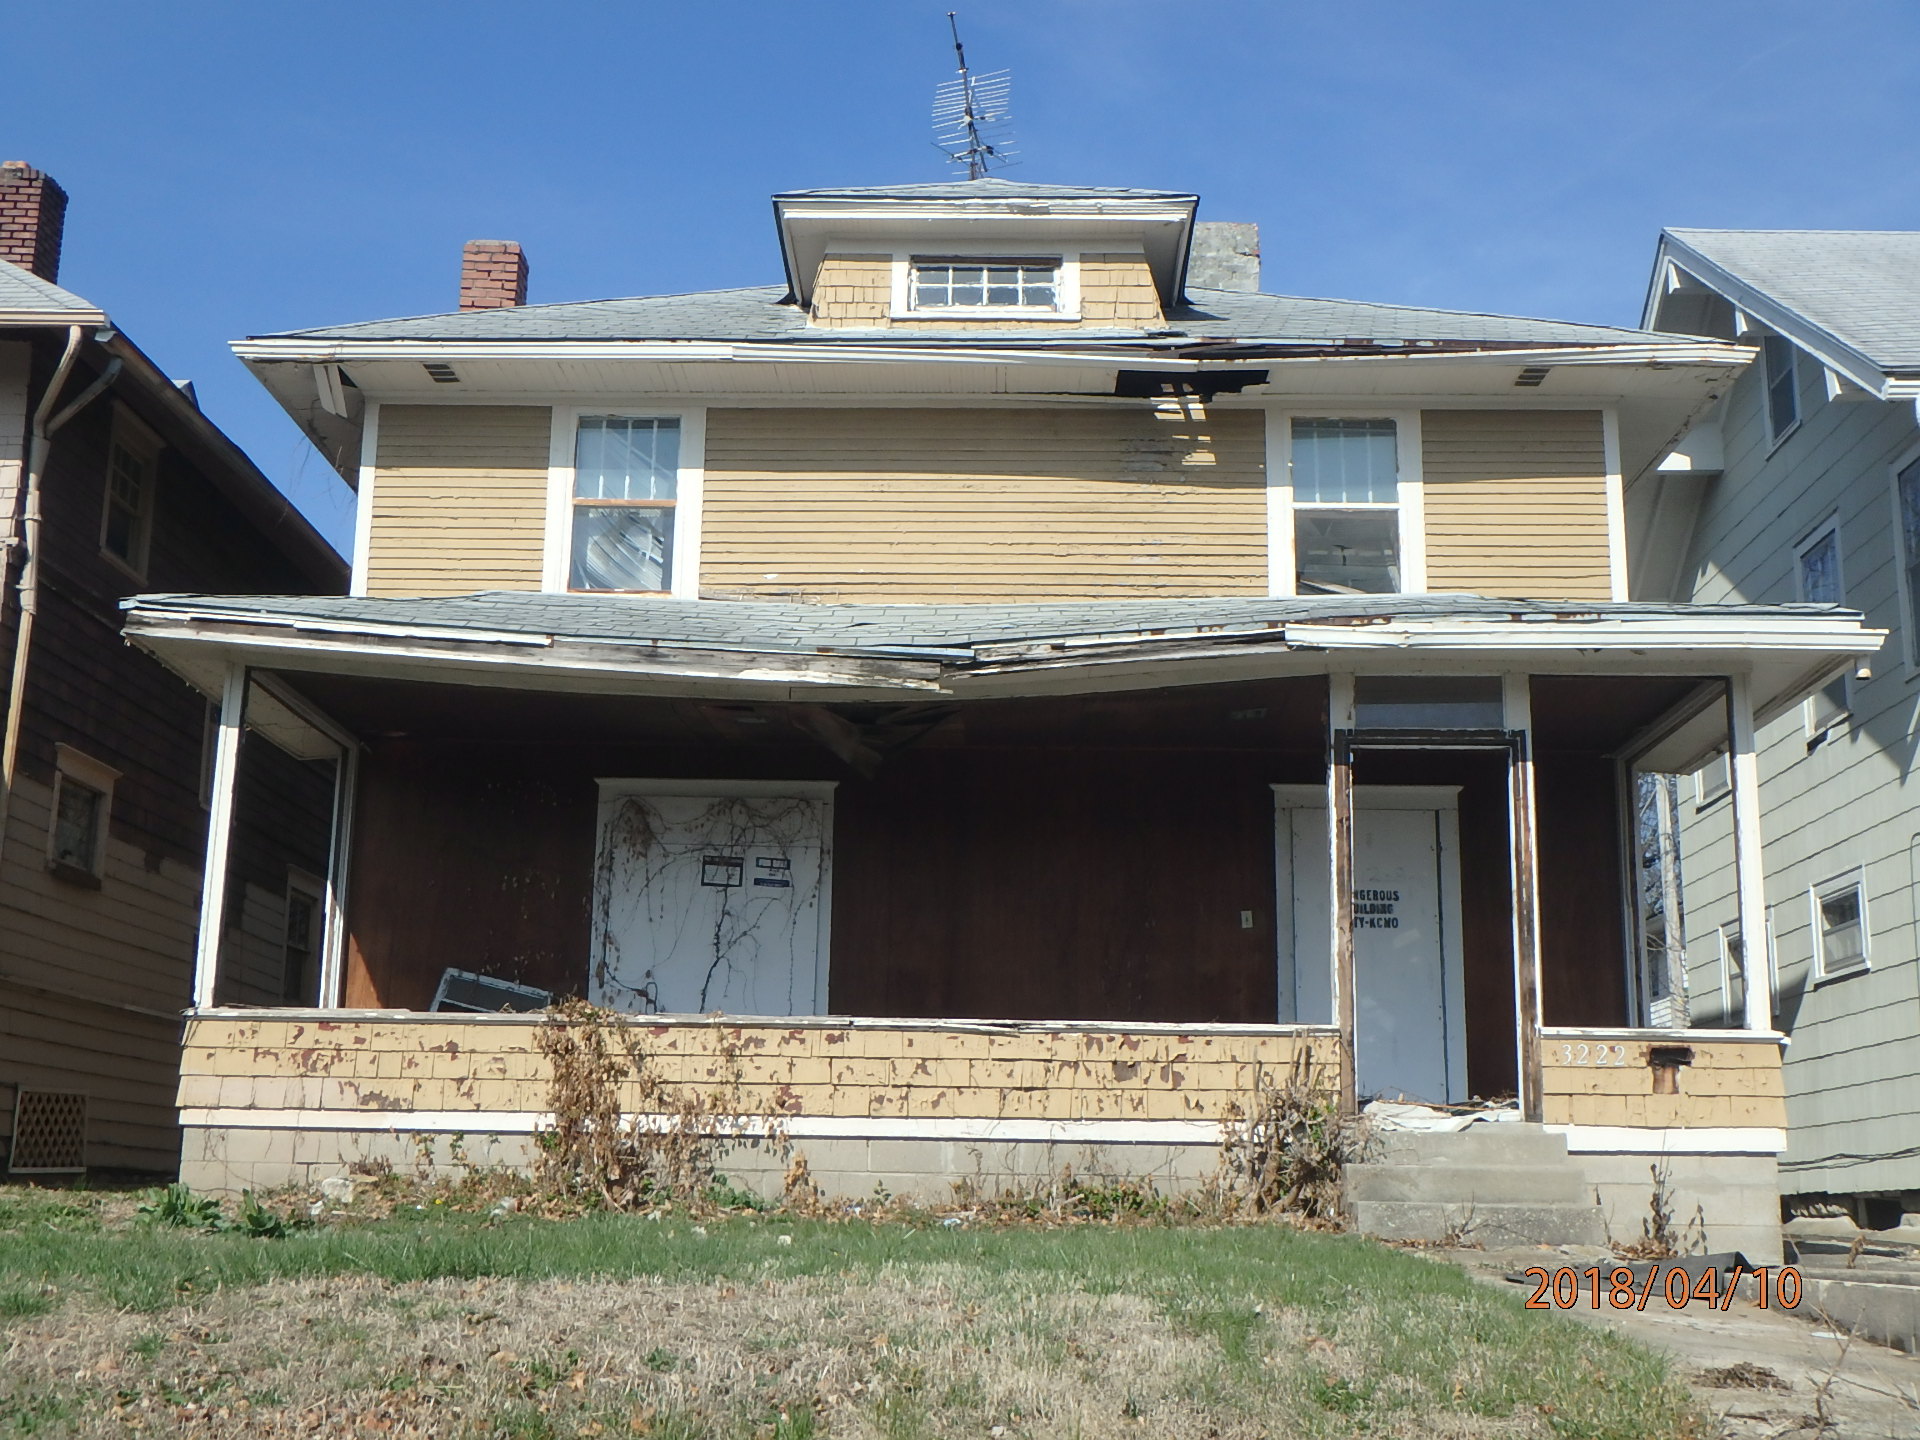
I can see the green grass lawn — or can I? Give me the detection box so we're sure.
[0,1184,1702,1439]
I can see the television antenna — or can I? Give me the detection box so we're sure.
[933,12,1015,178]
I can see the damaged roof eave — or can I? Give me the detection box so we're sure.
[120,601,1883,727]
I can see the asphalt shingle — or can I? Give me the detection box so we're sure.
[0,257,103,318]
[127,591,1849,663]
[262,283,1687,349]
[1667,229,1920,373]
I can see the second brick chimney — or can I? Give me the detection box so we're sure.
[0,161,70,282]
[460,240,528,310]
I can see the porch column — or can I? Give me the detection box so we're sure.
[192,663,246,1009]
[1326,672,1358,1113]
[1727,673,1775,1030]
[1504,674,1545,1123]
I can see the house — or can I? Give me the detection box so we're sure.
[1642,230,1920,1229]
[122,179,1881,1258]
[0,161,347,1176]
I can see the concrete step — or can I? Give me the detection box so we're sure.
[1365,1124,1571,1166]
[1344,1162,1591,1206]
[1349,1198,1607,1248]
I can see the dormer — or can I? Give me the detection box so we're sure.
[773,178,1197,330]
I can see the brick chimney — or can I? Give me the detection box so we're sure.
[460,239,528,310]
[0,161,69,282]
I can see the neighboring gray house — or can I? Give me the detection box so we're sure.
[1642,230,1920,1224]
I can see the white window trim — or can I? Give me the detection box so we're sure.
[1264,408,1426,597]
[100,403,161,583]
[1716,921,1744,1019]
[48,743,121,881]
[1693,751,1731,808]
[1886,437,1920,675]
[1763,332,1802,451]
[349,401,380,598]
[1811,869,1870,982]
[886,246,1084,320]
[1793,513,1849,737]
[544,405,706,600]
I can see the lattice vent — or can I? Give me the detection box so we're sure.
[8,1090,87,1173]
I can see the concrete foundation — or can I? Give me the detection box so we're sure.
[1571,1152,1782,1264]
[179,1125,1223,1203]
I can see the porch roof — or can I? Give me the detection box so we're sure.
[123,591,1880,736]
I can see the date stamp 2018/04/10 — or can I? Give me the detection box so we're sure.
[1523,1265,1801,1312]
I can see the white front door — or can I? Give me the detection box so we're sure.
[589,781,835,1016]
[1275,785,1467,1104]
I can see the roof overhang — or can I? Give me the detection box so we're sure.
[123,597,1880,754]
[772,192,1199,307]
[236,336,1748,494]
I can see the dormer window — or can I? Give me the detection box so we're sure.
[909,257,1060,313]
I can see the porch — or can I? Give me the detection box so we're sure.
[123,592,1876,1249]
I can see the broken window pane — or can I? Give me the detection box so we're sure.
[572,506,674,592]
[1296,509,1400,593]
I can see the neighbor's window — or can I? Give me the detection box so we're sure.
[1695,752,1731,805]
[1795,518,1849,732]
[570,415,679,593]
[101,414,159,577]
[1763,334,1800,444]
[1716,924,1748,1029]
[1291,418,1401,593]
[282,872,324,1005]
[909,257,1059,311]
[1813,875,1868,979]
[1896,453,1920,663]
[47,744,120,885]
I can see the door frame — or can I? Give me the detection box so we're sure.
[591,778,838,1015]
[1272,783,1468,1103]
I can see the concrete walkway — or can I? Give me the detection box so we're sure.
[1442,1243,1920,1438]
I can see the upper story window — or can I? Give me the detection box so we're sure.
[1812,872,1868,979]
[101,410,159,579]
[1893,450,1920,668]
[1763,334,1800,444]
[1289,418,1402,593]
[1795,516,1850,733]
[908,257,1059,313]
[569,416,680,593]
[47,744,120,888]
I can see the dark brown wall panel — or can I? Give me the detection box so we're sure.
[1534,753,1630,1028]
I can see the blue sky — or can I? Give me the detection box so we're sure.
[6,1,1919,555]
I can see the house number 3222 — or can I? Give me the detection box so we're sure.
[1558,1043,1628,1066]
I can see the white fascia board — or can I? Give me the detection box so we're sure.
[1651,235,1893,398]
[1285,615,1883,655]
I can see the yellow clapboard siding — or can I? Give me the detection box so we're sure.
[367,405,552,597]
[1420,410,1612,601]
[702,407,1264,602]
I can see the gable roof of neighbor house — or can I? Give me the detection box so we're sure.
[1650,228,1920,392]
[0,257,106,324]
[258,283,1699,350]
[0,257,345,589]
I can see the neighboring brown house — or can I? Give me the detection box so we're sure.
[0,161,346,1176]
[126,177,1880,1258]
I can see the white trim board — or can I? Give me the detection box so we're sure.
[1546,1124,1787,1155]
